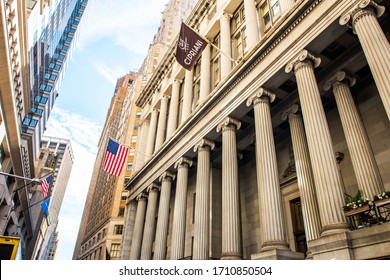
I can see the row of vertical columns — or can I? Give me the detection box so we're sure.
[140,184,160,260]
[340,0,390,120]
[153,172,176,259]
[247,89,290,250]
[286,50,349,236]
[324,71,384,199]
[282,106,321,249]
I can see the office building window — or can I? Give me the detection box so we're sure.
[114,225,124,235]
[210,34,221,88]
[231,4,247,60]
[110,244,121,258]
[257,0,281,32]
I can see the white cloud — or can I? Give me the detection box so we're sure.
[76,0,167,56]
[93,61,126,86]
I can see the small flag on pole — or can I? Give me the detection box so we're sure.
[40,175,51,198]
[41,197,50,217]
[103,139,129,176]
[175,22,208,71]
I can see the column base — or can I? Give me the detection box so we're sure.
[220,252,242,260]
[309,223,390,260]
[320,222,350,237]
[251,249,304,260]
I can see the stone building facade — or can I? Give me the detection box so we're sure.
[123,0,390,260]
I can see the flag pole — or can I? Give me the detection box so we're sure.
[182,21,237,64]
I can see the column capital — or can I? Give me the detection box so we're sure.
[324,70,356,91]
[147,183,161,193]
[194,138,215,153]
[136,192,148,201]
[246,87,276,107]
[340,0,385,29]
[221,12,233,21]
[173,78,183,85]
[285,49,321,74]
[161,95,170,102]
[152,108,160,114]
[159,171,176,182]
[174,157,193,169]
[216,117,241,133]
[281,104,300,121]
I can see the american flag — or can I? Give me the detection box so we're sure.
[41,175,51,198]
[103,139,129,176]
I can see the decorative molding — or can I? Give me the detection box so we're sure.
[340,0,385,29]
[136,192,148,201]
[216,117,241,133]
[246,87,276,107]
[285,49,321,74]
[147,183,161,193]
[194,138,215,153]
[174,157,193,169]
[281,104,300,121]
[324,70,357,91]
[159,171,176,182]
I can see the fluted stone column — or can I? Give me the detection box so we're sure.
[154,172,176,259]
[282,105,321,247]
[216,117,242,260]
[181,69,194,123]
[279,0,295,14]
[129,193,147,260]
[285,50,349,236]
[135,119,150,171]
[324,71,384,198]
[193,139,215,260]
[340,0,390,119]
[121,199,137,259]
[145,108,159,157]
[140,184,160,260]
[244,0,260,49]
[155,95,170,150]
[170,157,193,260]
[220,12,232,80]
[166,79,181,138]
[247,88,289,251]
[200,44,211,103]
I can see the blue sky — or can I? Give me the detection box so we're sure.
[44,0,168,260]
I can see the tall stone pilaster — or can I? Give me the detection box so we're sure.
[181,69,194,123]
[170,157,193,260]
[244,0,260,49]
[340,0,390,119]
[153,172,176,259]
[121,199,137,259]
[193,139,215,260]
[220,12,232,80]
[155,95,170,150]
[286,50,349,236]
[166,79,181,138]
[145,108,159,158]
[217,117,242,260]
[140,184,160,260]
[282,105,321,251]
[129,193,147,260]
[324,71,384,198]
[247,88,290,251]
[135,118,150,171]
[279,0,295,14]
[200,44,211,103]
